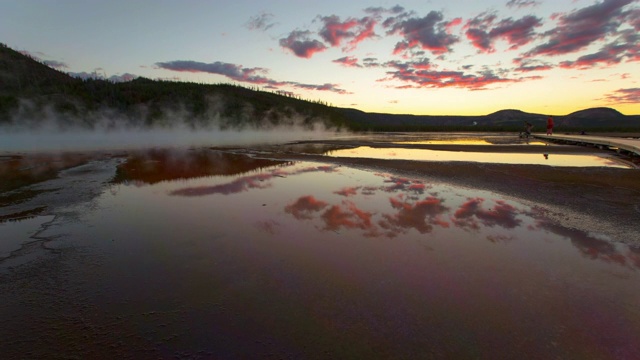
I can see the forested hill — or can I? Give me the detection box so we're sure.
[1,43,638,132]
[0,44,348,130]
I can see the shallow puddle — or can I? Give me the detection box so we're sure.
[396,139,546,146]
[325,146,632,168]
[0,215,54,258]
[8,151,638,358]
[333,132,542,145]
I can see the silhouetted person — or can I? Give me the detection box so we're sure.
[546,115,554,135]
[544,153,549,160]
[520,121,533,141]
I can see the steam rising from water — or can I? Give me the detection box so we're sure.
[0,126,341,152]
[1,98,347,152]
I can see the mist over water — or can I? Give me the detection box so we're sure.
[0,126,342,152]
[1,106,345,152]
[1,97,347,152]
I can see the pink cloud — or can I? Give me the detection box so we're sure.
[525,0,635,57]
[246,12,276,31]
[452,197,483,230]
[465,13,542,53]
[601,88,640,104]
[386,11,460,55]
[383,64,518,90]
[318,15,360,46]
[156,59,349,94]
[445,17,463,33]
[334,187,361,197]
[626,8,640,31]
[362,57,381,67]
[490,16,543,49]
[285,196,380,236]
[315,15,379,52]
[408,183,426,193]
[156,60,281,85]
[558,30,640,69]
[382,176,414,192]
[379,196,450,235]
[466,28,493,52]
[279,30,327,58]
[512,58,554,72]
[333,56,361,67]
[285,195,329,220]
[290,82,351,94]
[506,0,541,9]
[475,200,522,228]
[452,198,522,230]
[348,17,378,50]
[321,201,374,232]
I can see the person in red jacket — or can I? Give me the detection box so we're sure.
[546,115,554,135]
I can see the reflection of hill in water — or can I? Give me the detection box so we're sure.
[0,153,94,193]
[112,149,288,185]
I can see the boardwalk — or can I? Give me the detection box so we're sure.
[534,134,640,156]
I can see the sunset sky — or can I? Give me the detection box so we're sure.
[1,0,638,115]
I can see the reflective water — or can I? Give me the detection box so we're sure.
[0,215,54,258]
[326,146,632,168]
[334,132,543,145]
[396,139,546,145]
[5,150,637,358]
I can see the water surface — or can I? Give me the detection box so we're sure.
[0,215,54,258]
[326,146,632,168]
[4,151,637,358]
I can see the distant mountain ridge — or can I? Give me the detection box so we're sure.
[338,106,639,131]
[1,43,639,131]
[482,107,636,129]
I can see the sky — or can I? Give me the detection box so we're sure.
[1,0,638,116]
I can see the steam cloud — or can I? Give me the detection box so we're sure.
[0,97,346,152]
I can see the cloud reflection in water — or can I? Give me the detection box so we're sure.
[453,197,522,230]
[122,149,639,270]
[89,152,640,357]
[169,165,339,197]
